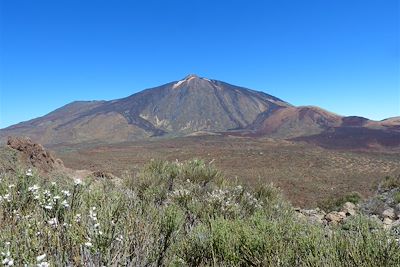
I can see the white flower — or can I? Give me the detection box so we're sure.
[84,242,93,248]
[37,262,49,267]
[75,214,81,223]
[2,258,13,266]
[61,200,69,208]
[44,205,53,210]
[28,184,40,192]
[3,194,11,202]
[89,208,97,221]
[51,182,57,186]
[74,178,83,186]
[116,235,124,242]
[53,195,61,200]
[26,169,33,177]
[61,190,71,197]
[36,254,46,262]
[47,218,58,227]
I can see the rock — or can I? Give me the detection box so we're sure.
[383,217,393,229]
[391,219,400,228]
[382,208,396,220]
[91,170,116,180]
[395,204,400,218]
[295,212,307,221]
[383,217,393,225]
[7,136,64,173]
[370,215,383,225]
[342,202,357,216]
[295,208,326,224]
[325,211,346,225]
[343,202,356,210]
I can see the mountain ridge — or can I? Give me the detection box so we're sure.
[1,74,399,149]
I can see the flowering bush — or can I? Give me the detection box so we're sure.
[0,159,399,266]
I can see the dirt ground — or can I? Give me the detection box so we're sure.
[50,136,400,207]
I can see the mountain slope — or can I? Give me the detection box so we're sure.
[246,106,343,138]
[0,75,290,144]
[292,116,400,150]
[246,106,400,149]
[1,74,398,148]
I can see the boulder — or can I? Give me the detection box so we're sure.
[382,208,396,220]
[295,208,326,225]
[325,211,346,225]
[342,202,357,216]
[383,217,393,230]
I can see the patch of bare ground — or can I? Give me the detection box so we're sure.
[50,136,400,207]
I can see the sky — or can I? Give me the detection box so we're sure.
[0,0,399,128]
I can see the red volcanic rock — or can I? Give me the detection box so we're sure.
[7,136,64,172]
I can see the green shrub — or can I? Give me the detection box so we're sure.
[318,191,362,212]
[394,192,400,204]
[0,160,399,266]
[380,175,400,191]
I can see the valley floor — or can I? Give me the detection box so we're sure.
[51,136,400,207]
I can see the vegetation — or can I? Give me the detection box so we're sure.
[55,136,400,207]
[394,192,400,205]
[318,191,362,212]
[380,175,400,191]
[0,159,399,266]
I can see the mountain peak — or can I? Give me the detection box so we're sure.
[184,74,199,80]
[173,74,210,89]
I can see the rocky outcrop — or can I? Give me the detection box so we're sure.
[7,136,64,173]
[295,201,358,226]
[360,177,400,230]
[296,177,400,234]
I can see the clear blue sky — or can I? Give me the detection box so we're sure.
[0,0,399,128]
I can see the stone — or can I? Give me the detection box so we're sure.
[370,215,383,225]
[395,204,400,218]
[295,209,326,224]
[342,202,357,216]
[391,219,400,228]
[325,211,346,225]
[7,136,64,172]
[383,217,393,229]
[383,217,393,225]
[382,208,396,220]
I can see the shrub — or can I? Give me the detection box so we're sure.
[394,192,400,204]
[0,160,399,266]
[318,191,362,212]
[380,175,400,192]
